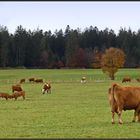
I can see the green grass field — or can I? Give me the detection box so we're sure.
[0,68,140,138]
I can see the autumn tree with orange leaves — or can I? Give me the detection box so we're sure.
[101,47,125,80]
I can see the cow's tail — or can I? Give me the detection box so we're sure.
[110,83,119,112]
[111,83,118,97]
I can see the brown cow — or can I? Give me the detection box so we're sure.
[108,87,136,124]
[29,78,35,83]
[35,79,43,83]
[136,78,140,82]
[10,91,25,100]
[42,83,51,94]
[122,76,131,83]
[12,84,23,93]
[0,93,11,100]
[20,78,25,84]
[108,83,140,124]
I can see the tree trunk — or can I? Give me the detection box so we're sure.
[110,73,115,80]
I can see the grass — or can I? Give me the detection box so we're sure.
[0,68,139,138]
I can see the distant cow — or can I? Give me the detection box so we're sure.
[122,76,131,83]
[20,78,25,84]
[0,93,10,100]
[108,83,140,124]
[136,78,140,82]
[12,84,22,93]
[42,83,51,94]
[29,78,35,83]
[81,77,86,83]
[35,79,43,83]
[10,91,25,100]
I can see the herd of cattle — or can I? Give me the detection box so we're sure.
[1,75,140,124]
[0,77,51,101]
[20,78,44,83]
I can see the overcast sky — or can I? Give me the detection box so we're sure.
[0,1,140,34]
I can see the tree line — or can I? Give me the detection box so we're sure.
[0,24,140,68]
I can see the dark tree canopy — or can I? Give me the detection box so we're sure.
[0,24,139,68]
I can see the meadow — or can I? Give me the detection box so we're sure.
[0,68,140,138]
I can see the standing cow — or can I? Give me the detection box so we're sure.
[12,84,23,93]
[81,77,86,83]
[35,79,43,83]
[10,91,25,100]
[122,76,131,83]
[29,78,35,83]
[20,78,25,84]
[42,82,51,94]
[136,78,140,82]
[0,93,11,100]
[108,83,140,124]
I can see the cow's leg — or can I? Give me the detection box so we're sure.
[132,110,137,122]
[110,102,116,124]
[137,112,140,122]
[136,106,140,122]
[111,111,115,124]
[132,106,140,122]
[117,105,123,124]
[23,96,25,100]
[138,112,140,122]
[42,89,45,94]
[118,112,123,124]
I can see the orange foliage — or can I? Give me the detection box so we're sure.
[101,47,125,80]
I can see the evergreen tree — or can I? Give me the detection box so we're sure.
[0,25,10,67]
[65,29,80,67]
[14,25,29,66]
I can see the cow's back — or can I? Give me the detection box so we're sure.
[113,85,140,110]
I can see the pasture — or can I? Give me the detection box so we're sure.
[0,68,140,138]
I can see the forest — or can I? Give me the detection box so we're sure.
[0,24,140,69]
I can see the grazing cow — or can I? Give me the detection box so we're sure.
[42,83,51,94]
[0,93,10,100]
[10,91,25,100]
[12,84,22,93]
[108,83,140,124]
[136,78,140,82]
[35,79,43,83]
[20,78,25,84]
[29,78,35,83]
[122,76,131,83]
[81,77,86,83]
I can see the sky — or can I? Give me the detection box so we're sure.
[0,1,140,34]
